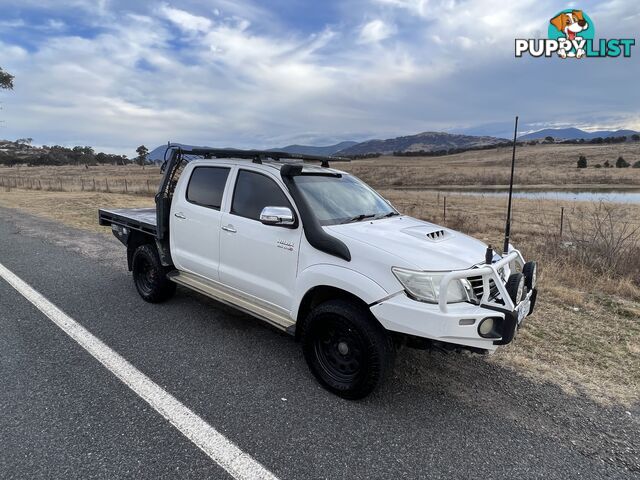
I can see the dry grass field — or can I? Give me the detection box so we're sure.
[0,142,638,404]
[1,142,639,193]
[0,163,162,194]
[344,142,640,189]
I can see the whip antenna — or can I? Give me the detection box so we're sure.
[503,116,519,254]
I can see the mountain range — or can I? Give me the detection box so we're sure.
[336,132,508,155]
[272,141,358,156]
[518,127,639,141]
[148,127,638,161]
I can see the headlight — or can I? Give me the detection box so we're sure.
[392,267,472,304]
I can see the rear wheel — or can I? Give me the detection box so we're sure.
[132,244,176,303]
[301,299,394,400]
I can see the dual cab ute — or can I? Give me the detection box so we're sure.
[99,147,537,399]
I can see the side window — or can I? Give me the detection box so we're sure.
[231,170,293,221]
[186,167,230,210]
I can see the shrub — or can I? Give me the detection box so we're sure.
[567,202,640,282]
[616,156,630,168]
[633,161,640,168]
[577,155,587,168]
[594,163,602,168]
[604,160,612,168]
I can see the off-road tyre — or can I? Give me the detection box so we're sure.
[301,299,395,400]
[505,272,525,305]
[132,244,176,303]
[522,261,537,290]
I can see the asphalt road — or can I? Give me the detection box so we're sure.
[0,207,638,479]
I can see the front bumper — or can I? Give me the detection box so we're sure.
[371,250,536,352]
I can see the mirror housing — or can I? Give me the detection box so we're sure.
[260,206,295,226]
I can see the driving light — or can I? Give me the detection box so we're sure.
[478,317,502,338]
[392,268,471,304]
[479,317,494,336]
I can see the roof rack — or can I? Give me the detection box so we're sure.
[169,145,350,168]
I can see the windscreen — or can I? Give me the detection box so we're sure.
[293,174,397,225]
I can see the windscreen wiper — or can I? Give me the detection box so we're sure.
[345,214,376,224]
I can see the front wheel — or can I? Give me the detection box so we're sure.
[301,299,395,400]
[131,244,176,303]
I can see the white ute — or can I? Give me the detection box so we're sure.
[99,148,538,399]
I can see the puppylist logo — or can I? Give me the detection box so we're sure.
[516,9,635,58]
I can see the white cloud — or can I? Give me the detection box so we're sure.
[374,0,429,16]
[159,4,212,33]
[0,19,26,28]
[358,19,395,44]
[0,0,637,154]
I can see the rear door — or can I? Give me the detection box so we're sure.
[170,165,231,281]
[218,168,302,311]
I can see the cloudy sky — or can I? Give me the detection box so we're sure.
[0,0,638,155]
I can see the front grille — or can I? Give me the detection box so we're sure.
[467,275,501,303]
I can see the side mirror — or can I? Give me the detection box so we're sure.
[260,206,295,226]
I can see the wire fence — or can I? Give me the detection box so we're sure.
[391,196,640,235]
[0,175,157,195]
[2,174,640,235]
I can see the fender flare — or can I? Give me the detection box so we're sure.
[292,264,389,321]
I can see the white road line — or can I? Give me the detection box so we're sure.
[0,262,279,480]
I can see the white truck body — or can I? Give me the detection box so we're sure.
[100,148,537,398]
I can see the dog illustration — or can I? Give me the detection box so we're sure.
[550,10,589,58]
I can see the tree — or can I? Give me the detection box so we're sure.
[632,134,640,142]
[632,161,640,168]
[0,67,13,90]
[615,156,630,168]
[136,145,149,168]
[544,136,554,143]
[577,155,587,168]
[604,160,612,168]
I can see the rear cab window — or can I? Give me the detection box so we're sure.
[231,169,294,221]
[186,166,230,210]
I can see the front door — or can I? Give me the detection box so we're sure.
[170,165,231,281]
[219,168,302,311]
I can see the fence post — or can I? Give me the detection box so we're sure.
[93,178,96,191]
[124,178,128,193]
[559,206,564,238]
[105,179,109,192]
[443,196,447,224]
[59,179,63,191]
[146,179,150,193]
[81,179,84,191]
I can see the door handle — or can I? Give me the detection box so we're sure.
[174,212,187,219]
[221,225,237,233]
